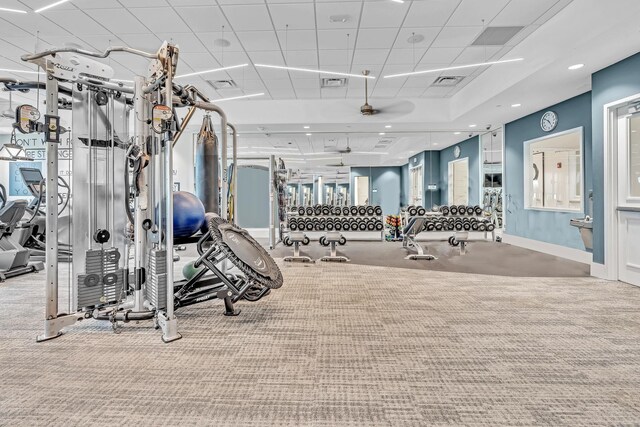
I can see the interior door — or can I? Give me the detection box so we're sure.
[409,165,423,206]
[617,109,640,286]
[448,159,469,205]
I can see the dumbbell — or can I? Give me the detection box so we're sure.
[358,206,367,216]
[417,207,426,216]
[366,206,375,216]
[408,206,418,216]
[463,222,471,231]
[302,236,310,246]
[304,206,313,216]
[322,206,331,215]
[289,221,298,231]
[326,220,335,231]
[375,221,384,231]
[338,236,347,246]
[298,206,306,216]
[333,206,342,216]
[440,205,450,216]
[343,206,350,216]
[449,205,458,215]
[313,205,322,216]
[350,206,358,216]
[457,205,467,215]
[374,206,382,216]
[426,222,435,231]
[474,205,483,216]
[283,236,293,247]
[486,223,496,232]
[434,222,444,231]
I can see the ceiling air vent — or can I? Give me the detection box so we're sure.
[432,76,464,87]
[321,77,348,88]
[207,79,237,90]
[471,26,524,46]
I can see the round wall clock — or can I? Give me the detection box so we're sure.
[540,111,558,132]
[454,146,461,158]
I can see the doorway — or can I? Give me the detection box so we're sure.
[448,158,469,205]
[354,176,370,205]
[615,107,640,286]
[409,165,423,206]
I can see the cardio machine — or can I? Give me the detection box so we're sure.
[17,167,72,261]
[0,184,44,280]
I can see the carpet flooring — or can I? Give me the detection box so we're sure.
[1,259,639,426]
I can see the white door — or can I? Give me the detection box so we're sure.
[617,109,640,286]
[448,158,469,205]
[355,176,370,205]
[409,165,423,206]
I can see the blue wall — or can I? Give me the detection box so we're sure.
[350,166,402,214]
[504,91,592,251]
[439,136,480,206]
[591,52,640,264]
[407,151,441,207]
[237,165,269,228]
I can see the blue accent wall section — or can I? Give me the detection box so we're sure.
[504,91,592,251]
[591,52,640,264]
[439,136,480,206]
[406,151,441,208]
[350,166,402,214]
[237,165,269,228]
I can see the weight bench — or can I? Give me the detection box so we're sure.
[319,231,349,263]
[453,232,469,255]
[283,231,314,263]
[402,216,436,260]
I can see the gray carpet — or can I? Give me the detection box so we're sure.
[1,260,639,426]
[270,240,591,277]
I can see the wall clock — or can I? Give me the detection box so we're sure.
[454,146,461,158]
[540,111,558,132]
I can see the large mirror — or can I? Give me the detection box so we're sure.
[524,127,583,211]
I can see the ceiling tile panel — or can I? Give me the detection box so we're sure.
[419,47,464,64]
[403,0,461,27]
[174,6,227,33]
[221,4,273,31]
[128,7,190,33]
[317,29,356,50]
[315,2,362,29]
[360,1,409,28]
[268,3,316,29]
[431,27,482,48]
[84,8,149,35]
[236,31,280,51]
[196,32,243,52]
[447,0,510,26]
[355,28,398,49]
[276,30,316,51]
[284,50,319,67]
[491,0,559,26]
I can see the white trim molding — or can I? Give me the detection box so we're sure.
[590,262,609,280]
[502,233,592,264]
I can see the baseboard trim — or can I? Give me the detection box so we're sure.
[590,262,614,280]
[501,233,592,264]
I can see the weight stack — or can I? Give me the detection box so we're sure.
[146,249,167,311]
[76,247,126,310]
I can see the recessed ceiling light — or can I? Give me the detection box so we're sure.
[385,125,392,128]
[433,143,439,146]
[306,133,312,136]
[35,0,71,13]
[0,7,27,13]
[384,58,524,79]
[175,64,248,79]
[568,63,584,70]
[303,126,310,129]
[391,0,405,3]
[213,38,231,48]
[469,124,477,128]
[511,103,521,107]
[379,132,385,136]
[454,132,461,135]
[255,64,375,79]
[329,14,351,23]
[407,34,424,44]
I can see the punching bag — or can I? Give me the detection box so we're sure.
[195,115,219,214]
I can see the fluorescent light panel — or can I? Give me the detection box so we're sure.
[175,63,248,79]
[0,7,27,13]
[213,92,264,102]
[255,63,375,79]
[383,58,524,79]
[35,0,71,13]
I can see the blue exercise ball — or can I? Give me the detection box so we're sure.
[173,191,206,238]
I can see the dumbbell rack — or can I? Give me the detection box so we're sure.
[402,205,497,246]
[284,205,385,244]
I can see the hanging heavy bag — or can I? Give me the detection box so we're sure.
[195,115,220,214]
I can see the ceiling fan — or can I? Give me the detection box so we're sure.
[323,135,387,155]
[358,70,415,117]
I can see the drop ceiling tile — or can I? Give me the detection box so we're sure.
[5,14,68,36]
[80,35,125,51]
[315,2,362,29]
[226,66,260,81]
[453,46,502,64]
[248,50,285,65]
[174,6,227,33]
[360,0,409,28]
[268,3,316,29]
[239,79,267,91]
[128,7,190,33]
[296,89,322,99]
[447,0,510,26]
[156,32,207,53]
[84,8,149,35]
[350,64,382,77]
[0,20,32,38]
[372,77,406,89]
[402,75,433,89]
[215,50,250,65]
[419,47,463,64]
[79,0,122,7]
[505,25,539,46]
[39,10,109,35]
[321,87,347,98]
[403,0,460,27]
[292,79,320,89]
[352,48,389,65]
[396,87,424,98]
[533,0,572,25]
[317,29,356,50]
[17,0,76,10]
[236,31,280,51]
[221,4,273,31]
[284,50,319,67]
[276,30,316,51]
[118,33,163,53]
[256,66,290,80]
[263,79,294,90]
[384,48,426,65]
[355,28,397,49]
[167,0,216,5]
[432,26,482,48]
[319,50,351,67]
[179,52,221,70]
[422,86,453,97]
[393,27,440,50]
[196,32,243,52]
[371,87,399,98]
[269,89,296,99]
[491,0,558,26]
